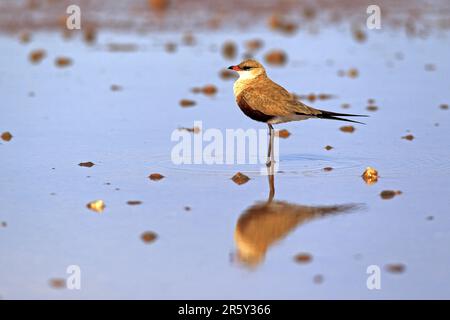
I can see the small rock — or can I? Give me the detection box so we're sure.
[402,134,414,141]
[182,32,195,46]
[29,49,46,64]
[219,69,238,80]
[165,42,176,53]
[294,253,312,264]
[352,28,367,42]
[78,161,95,168]
[362,167,378,184]
[245,39,263,51]
[385,263,406,274]
[347,68,359,78]
[110,84,123,91]
[55,57,72,67]
[127,201,142,205]
[86,200,105,213]
[380,190,402,200]
[179,99,196,107]
[141,231,158,244]
[222,41,237,59]
[276,129,290,138]
[264,49,287,66]
[340,125,355,133]
[49,278,66,289]
[324,145,333,150]
[1,132,13,142]
[201,84,217,96]
[83,25,97,44]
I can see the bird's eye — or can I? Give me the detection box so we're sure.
[242,66,252,71]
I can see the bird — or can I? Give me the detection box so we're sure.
[228,59,367,166]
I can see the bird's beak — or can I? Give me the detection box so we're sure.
[228,65,242,71]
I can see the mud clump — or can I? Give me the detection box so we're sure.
[141,231,158,244]
[245,39,264,52]
[362,167,378,184]
[366,105,378,111]
[352,28,367,43]
[313,274,324,284]
[323,167,333,172]
[264,50,287,66]
[219,69,238,80]
[294,253,312,264]
[149,173,164,181]
[178,127,200,134]
[231,172,250,185]
[29,49,46,64]
[222,41,237,59]
[201,84,217,96]
[110,84,123,91]
[182,32,196,46]
[402,134,414,141]
[385,263,406,274]
[179,99,196,107]
[86,200,105,212]
[348,68,359,78]
[165,42,176,53]
[268,14,298,34]
[1,132,13,142]
[107,43,138,52]
[424,64,436,71]
[324,145,333,151]
[340,125,355,133]
[83,25,97,44]
[380,190,402,200]
[276,129,290,138]
[127,201,142,205]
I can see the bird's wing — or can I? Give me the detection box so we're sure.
[239,79,322,117]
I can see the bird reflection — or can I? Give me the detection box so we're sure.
[234,163,362,268]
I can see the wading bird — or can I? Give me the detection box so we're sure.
[228,59,367,166]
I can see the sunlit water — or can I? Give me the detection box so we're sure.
[1,26,450,299]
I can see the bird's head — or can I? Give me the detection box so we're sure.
[228,59,266,80]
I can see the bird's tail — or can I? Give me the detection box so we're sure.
[317,110,368,124]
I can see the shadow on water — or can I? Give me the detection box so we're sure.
[233,163,364,268]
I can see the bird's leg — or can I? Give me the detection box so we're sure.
[266,124,275,167]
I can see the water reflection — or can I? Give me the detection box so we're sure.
[234,163,362,268]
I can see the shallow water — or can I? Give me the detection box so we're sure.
[1,24,450,299]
